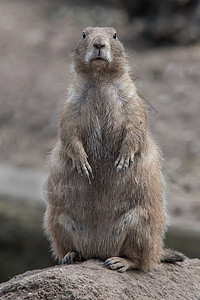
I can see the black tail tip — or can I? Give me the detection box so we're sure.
[161,248,187,263]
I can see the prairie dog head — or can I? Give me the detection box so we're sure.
[74,27,127,76]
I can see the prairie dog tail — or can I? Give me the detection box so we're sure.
[161,248,186,263]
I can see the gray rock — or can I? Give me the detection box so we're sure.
[0,259,199,299]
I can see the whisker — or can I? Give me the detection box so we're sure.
[56,58,69,65]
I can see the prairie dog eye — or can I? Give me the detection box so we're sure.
[113,33,117,39]
[82,32,86,39]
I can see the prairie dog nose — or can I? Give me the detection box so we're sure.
[93,43,105,49]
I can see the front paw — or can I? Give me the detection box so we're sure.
[114,152,134,172]
[73,157,93,183]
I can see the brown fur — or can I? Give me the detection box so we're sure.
[44,27,185,272]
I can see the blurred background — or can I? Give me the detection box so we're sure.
[0,0,200,283]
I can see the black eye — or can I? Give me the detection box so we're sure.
[113,33,117,39]
[82,32,86,39]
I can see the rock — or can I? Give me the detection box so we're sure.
[0,259,199,299]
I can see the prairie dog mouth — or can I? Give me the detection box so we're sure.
[90,56,107,62]
[85,44,111,64]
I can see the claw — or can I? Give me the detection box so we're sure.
[114,154,121,167]
[114,153,134,172]
[85,170,91,184]
[129,154,134,166]
[62,257,66,264]
[73,158,94,183]
[62,252,77,265]
[69,255,73,264]
[114,161,119,168]
[104,257,132,272]
[86,161,94,179]
[62,251,85,265]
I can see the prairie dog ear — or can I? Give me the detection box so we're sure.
[113,33,117,39]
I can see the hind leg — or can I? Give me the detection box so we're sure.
[44,170,82,262]
[44,205,76,262]
[114,155,166,272]
[124,232,163,271]
[104,229,163,272]
[104,203,165,272]
[123,208,164,271]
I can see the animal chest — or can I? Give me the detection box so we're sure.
[81,87,123,159]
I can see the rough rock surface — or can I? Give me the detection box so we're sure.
[0,259,199,300]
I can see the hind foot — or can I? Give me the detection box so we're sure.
[62,252,84,264]
[104,257,136,273]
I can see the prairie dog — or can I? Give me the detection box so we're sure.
[44,27,184,272]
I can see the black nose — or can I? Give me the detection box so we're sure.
[93,43,105,49]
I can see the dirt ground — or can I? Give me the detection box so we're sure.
[0,259,200,299]
[0,1,199,230]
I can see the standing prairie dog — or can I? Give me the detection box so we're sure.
[44,27,184,272]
